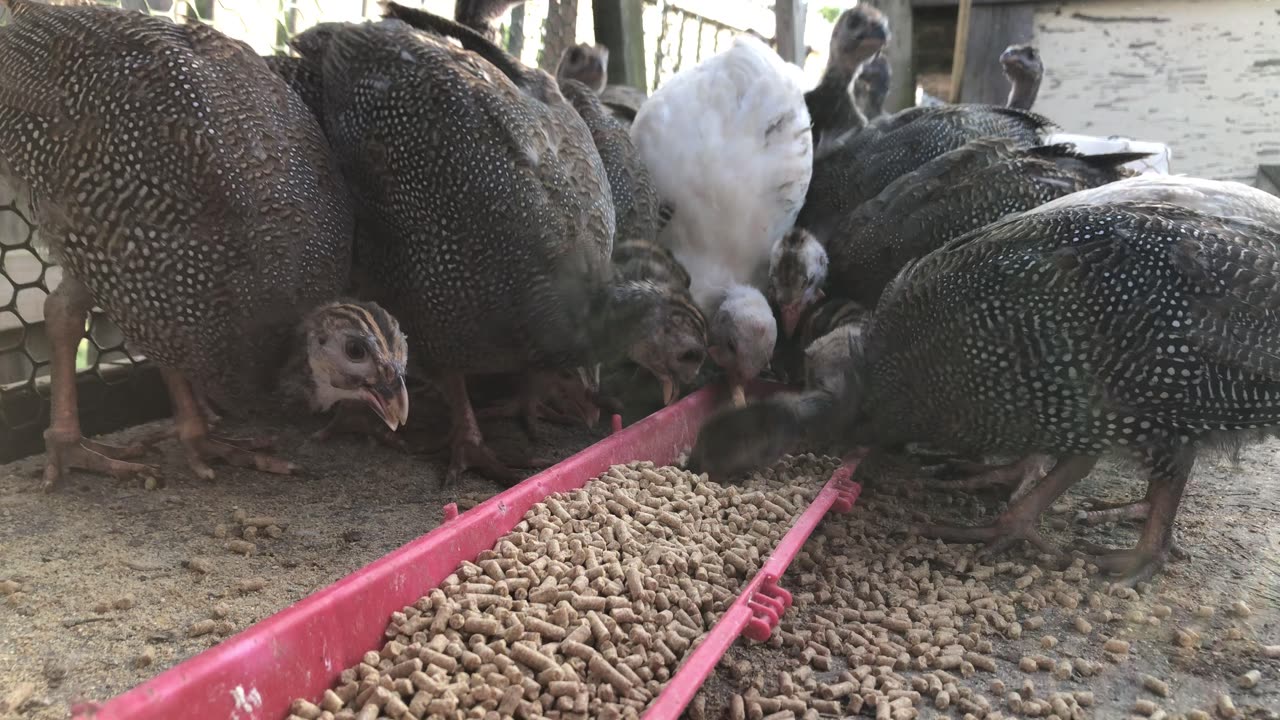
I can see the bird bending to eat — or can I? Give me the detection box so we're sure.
[631,34,812,407]
[690,177,1280,585]
[0,0,409,488]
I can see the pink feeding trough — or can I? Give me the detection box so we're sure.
[73,382,862,720]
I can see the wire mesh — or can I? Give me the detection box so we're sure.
[0,0,759,462]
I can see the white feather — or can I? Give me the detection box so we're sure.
[630,34,814,315]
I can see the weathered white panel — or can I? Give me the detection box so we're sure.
[1033,0,1280,184]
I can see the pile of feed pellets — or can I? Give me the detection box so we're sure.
[689,476,1277,720]
[286,455,839,720]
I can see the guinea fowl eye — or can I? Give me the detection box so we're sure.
[344,339,368,362]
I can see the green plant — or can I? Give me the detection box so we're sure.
[818,6,842,23]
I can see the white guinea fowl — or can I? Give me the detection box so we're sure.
[631,34,813,407]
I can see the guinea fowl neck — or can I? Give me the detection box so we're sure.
[1006,73,1041,110]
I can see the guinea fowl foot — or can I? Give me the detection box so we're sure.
[1075,498,1150,526]
[1071,539,1188,588]
[443,435,547,489]
[175,435,297,481]
[914,455,1099,561]
[42,432,158,491]
[914,516,1062,559]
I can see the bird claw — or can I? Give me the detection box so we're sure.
[913,517,1062,559]
[1074,498,1150,526]
[42,433,159,492]
[178,435,297,481]
[442,437,545,489]
[1071,541,1183,588]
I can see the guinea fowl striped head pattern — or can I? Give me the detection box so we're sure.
[0,0,407,425]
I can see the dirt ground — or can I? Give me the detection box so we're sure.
[2,408,1279,718]
[0,407,603,719]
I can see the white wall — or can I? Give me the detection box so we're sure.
[1032,0,1280,184]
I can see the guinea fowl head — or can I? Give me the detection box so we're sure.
[829,4,890,75]
[452,0,526,35]
[556,43,609,93]
[768,228,828,338]
[707,286,777,409]
[300,301,410,432]
[1000,44,1043,84]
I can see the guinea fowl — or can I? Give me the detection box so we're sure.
[555,42,649,128]
[1000,43,1043,110]
[382,3,692,423]
[0,0,409,487]
[824,140,1150,308]
[631,33,812,407]
[804,4,890,154]
[690,178,1280,585]
[853,54,892,120]
[771,295,867,385]
[800,105,1056,236]
[768,228,829,338]
[298,8,615,486]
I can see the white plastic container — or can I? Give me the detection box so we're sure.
[1045,132,1172,175]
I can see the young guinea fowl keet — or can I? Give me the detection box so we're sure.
[771,295,867,386]
[804,4,889,155]
[554,43,649,128]
[294,9,616,486]
[768,228,829,338]
[1000,43,1044,110]
[631,34,812,407]
[690,178,1280,586]
[0,0,409,488]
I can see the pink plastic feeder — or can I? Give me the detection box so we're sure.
[73,382,862,720]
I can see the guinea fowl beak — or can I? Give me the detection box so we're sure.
[660,375,679,406]
[729,383,747,408]
[366,377,410,431]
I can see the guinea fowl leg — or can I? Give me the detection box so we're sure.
[1073,445,1195,586]
[41,277,155,490]
[441,373,549,489]
[1075,498,1152,526]
[914,455,1099,557]
[159,369,296,480]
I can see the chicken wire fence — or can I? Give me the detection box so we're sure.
[0,0,755,462]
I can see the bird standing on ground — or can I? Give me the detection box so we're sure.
[0,0,409,487]
[690,178,1280,585]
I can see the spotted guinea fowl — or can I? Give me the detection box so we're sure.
[555,42,649,128]
[298,9,616,486]
[381,2,692,423]
[823,140,1150,309]
[0,0,409,487]
[631,33,812,408]
[804,4,889,154]
[800,104,1056,236]
[690,178,1280,585]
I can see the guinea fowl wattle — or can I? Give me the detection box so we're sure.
[691,177,1280,585]
[0,0,408,487]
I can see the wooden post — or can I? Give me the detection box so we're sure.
[957,4,1034,105]
[775,0,806,66]
[949,0,973,102]
[593,0,647,89]
[868,0,914,113]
